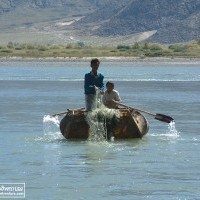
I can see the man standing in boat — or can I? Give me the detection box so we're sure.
[84,58,104,111]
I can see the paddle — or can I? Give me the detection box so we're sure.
[50,107,85,117]
[116,102,174,123]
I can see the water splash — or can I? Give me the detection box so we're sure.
[34,133,64,143]
[40,115,64,142]
[151,121,180,140]
[43,115,60,135]
[166,121,180,138]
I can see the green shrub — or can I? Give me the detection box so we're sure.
[65,44,72,49]
[1,49,13,53]
[169,44,177,50]
[26,44,35,49]
[145,50,163,57]
[7,42,14,49]
[15,47,23,50]
[50,45,61,49]
[119,48,127,51]
[196,39,200,45]
[174,46,186,52]
[132,42,140,49]
[77,42,85,48]
[149,44,162,50]
[117,45,131,49]
[38,46,48,51]
[143,42,149,49]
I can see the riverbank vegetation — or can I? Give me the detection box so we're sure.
[0,40,200,58]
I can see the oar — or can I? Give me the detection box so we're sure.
[116,102,174,123]
[50,107,85,117]
[50,111,70,117]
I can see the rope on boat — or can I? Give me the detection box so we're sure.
[66,107,85,116]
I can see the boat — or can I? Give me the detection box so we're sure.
[60,108,149,140]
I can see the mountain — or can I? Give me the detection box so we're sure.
[75,0,200,43]
[0,0,113,13]
[0,0,109,29]
[0,0,199,45]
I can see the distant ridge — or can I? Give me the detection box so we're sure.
[76,0,200,43]
[0,0,199,44]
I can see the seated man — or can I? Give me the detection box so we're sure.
[102,81,121,109]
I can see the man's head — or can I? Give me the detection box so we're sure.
[91,58,100,66]
[106,81,114,92]
[91,58,100,74]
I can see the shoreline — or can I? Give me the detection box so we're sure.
[1,56,200,61]
[0,56,200,66]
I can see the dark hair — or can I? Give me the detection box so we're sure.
[91,58,100,66]
[106,81,114,87]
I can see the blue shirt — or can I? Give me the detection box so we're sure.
[84,71,104,94]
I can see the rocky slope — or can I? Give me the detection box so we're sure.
[0,0,199,44]
[76,0,200,43]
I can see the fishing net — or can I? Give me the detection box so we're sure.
[86,90,120,141]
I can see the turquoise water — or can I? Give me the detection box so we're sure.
[0,61,200,199]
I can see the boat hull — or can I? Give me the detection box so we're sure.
[60,109,149,139]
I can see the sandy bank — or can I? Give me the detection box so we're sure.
[0,56,200,66]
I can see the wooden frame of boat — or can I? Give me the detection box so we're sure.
[60,108,149,140]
